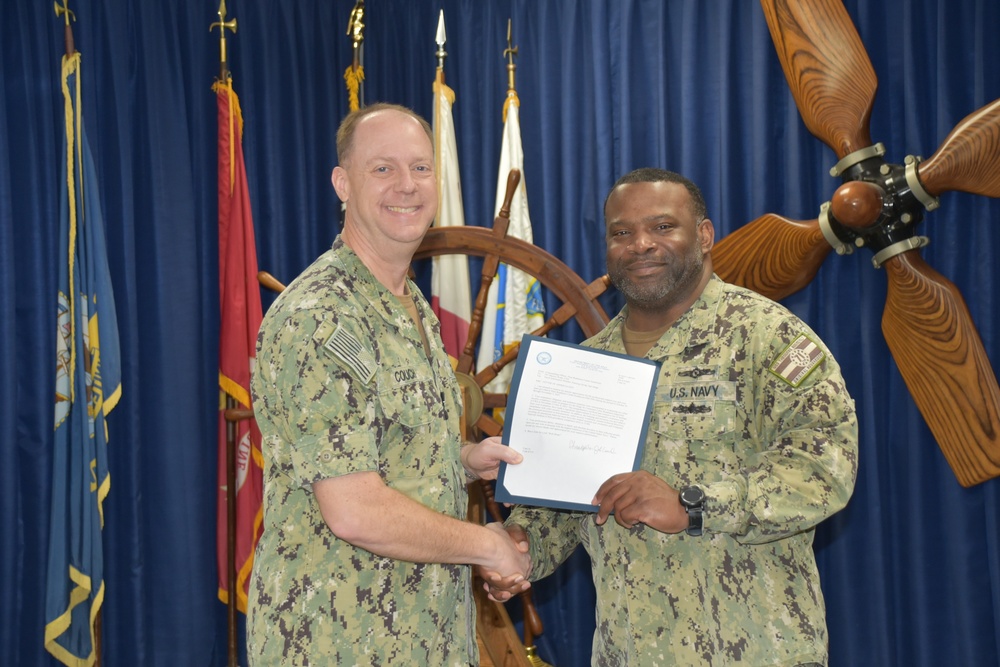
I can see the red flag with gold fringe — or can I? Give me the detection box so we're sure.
[214,77,264,614]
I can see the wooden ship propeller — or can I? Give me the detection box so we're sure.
[712,0,1000,487]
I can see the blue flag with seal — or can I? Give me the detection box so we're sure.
[46,50,122,667]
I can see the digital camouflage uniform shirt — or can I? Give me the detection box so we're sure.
[508,275,858,667]
[248,237,475,666]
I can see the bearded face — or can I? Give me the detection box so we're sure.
[604,181,711,314]
[607,238,704,310]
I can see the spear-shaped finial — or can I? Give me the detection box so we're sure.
[503,18,518,94]
[435,10,447,71]
[209,0,237,82]
[53,0,76,57]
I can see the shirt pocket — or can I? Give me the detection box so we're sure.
[376,363,463,481]
[655,399,737,439]
[377,364,438,428]
[653,398,739,477]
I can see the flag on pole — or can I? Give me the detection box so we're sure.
[430,13,472,364]
[475,94,545,400]
[45,50,122,667]
[213,78,264,614]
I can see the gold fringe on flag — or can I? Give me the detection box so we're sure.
[211,80,244,196]
[345,66,365,112]
[502,90,519,123]
[433,77,455,105]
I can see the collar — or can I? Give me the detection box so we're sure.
[594,274,726,356]
[329,235,428,330]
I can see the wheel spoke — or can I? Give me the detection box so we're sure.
[456,169,521,375]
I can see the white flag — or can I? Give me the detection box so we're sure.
[430,74,472,363]
[476,96,545,398]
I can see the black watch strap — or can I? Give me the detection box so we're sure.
[685,504,703,537]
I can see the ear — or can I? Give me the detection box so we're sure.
[698,218,715,253]
[331,166,349,203]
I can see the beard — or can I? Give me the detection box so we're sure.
[608,243,704,310]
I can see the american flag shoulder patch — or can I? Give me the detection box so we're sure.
[315,321,376,384]
[769,333,825,387]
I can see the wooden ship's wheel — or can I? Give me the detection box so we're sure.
[414,169,611,667]
[254,169,612,666]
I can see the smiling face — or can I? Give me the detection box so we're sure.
[332,108,437,253]
[605,180,714,318]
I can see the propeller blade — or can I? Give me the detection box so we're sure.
[712,213,832,301]
[916,97,1000,198]
[760,0,878,158]
[881,251,1000,487]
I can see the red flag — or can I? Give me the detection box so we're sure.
[214,79,264,614]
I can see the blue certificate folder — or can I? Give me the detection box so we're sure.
[494,335,660,512]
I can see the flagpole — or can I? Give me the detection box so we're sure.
[210,4,240,666]
[504,18,518,111]
[210,0,237,83]
[482,20,552,667]
[55,0,75,57]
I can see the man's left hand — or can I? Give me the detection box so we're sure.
[592,470,687,533]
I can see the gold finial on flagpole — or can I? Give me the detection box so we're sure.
[503,18,518,95]
[347,0,366,47]
[53,0,76,56]
[345,0,366,111]
[54,0,74,25]
[210,0,238,82]
[501,18,520,121]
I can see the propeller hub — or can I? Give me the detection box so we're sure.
[820,150,932,262]
[831,180,884,229]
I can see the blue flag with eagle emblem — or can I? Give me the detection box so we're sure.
[45,51,122,667]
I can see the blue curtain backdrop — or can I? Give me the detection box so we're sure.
[4,1,999,665]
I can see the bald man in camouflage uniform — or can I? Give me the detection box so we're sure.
[248,104,529,666]
[494,168,857,666]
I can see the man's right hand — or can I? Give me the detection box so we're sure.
[478,523,532,601]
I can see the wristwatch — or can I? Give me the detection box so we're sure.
[679,486,705,537]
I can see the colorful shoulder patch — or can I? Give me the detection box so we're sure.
[769,333,825,387]
[314,321,376,384]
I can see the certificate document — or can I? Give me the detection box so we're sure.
[495,335,660,512]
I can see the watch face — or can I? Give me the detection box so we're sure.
[681,486,704,507]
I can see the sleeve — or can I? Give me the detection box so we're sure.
[703,317,859,544]
[261,310,380,488]
[506,505,587,581]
